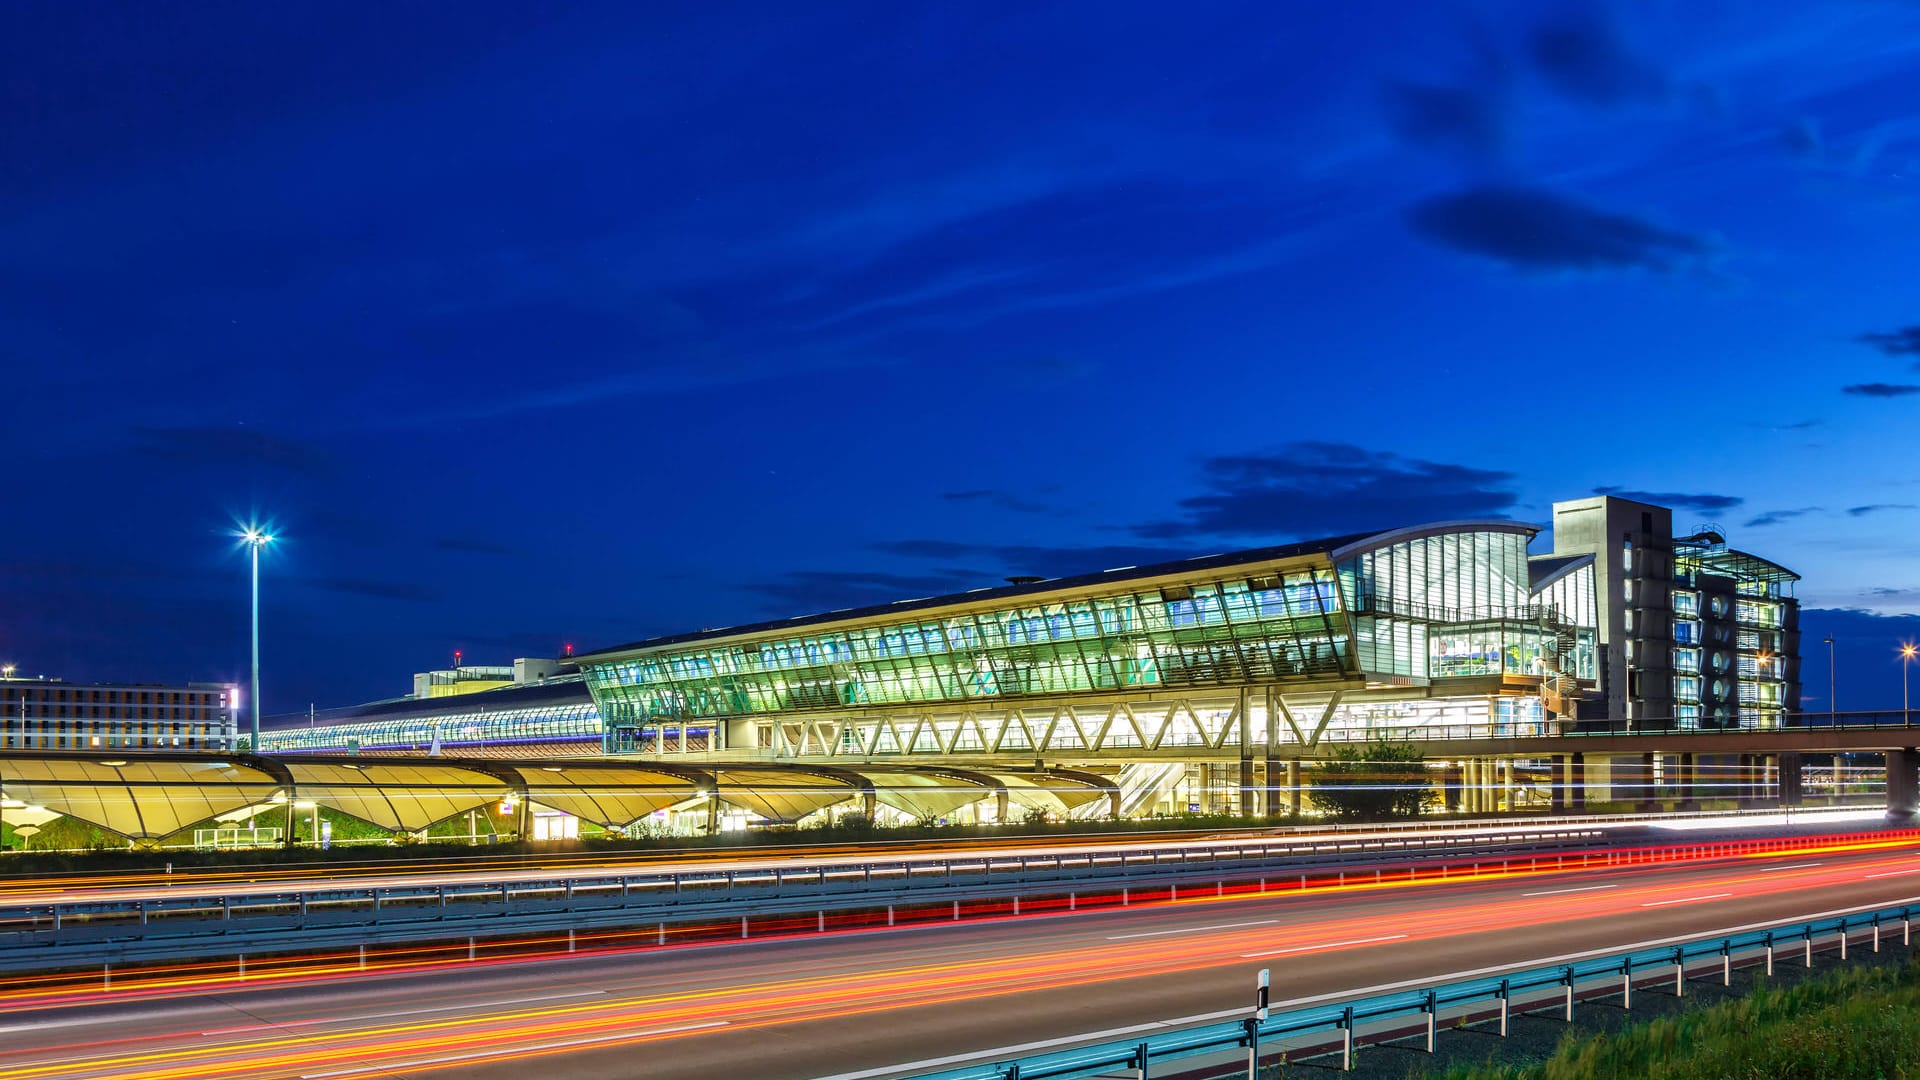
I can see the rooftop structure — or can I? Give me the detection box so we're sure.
[259,658,598,757]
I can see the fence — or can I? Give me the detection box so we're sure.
[4,820,1915,982]
[910,902,1920,1079]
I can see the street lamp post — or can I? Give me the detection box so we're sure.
[241,528,274,751]
[1903,644,1917,728]
[1825,635,1837,718]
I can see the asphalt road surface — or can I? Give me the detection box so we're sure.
[1,830,1916,1080]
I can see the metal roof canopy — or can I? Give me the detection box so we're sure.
[512,761,710,828]
[707,765,869,824]
[0,751,1118,840]
[0,755,281,841]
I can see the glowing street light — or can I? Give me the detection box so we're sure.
[0,664,14,680]
[1903,643,1917,727]
[240,527,275,750]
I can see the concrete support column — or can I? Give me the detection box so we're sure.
[1501,759,1514,813]
[1638,751,1660,813]
[1264,689,1282,817]
[1442,762,1461,814]
[1570,753,1587,812]
[706,792,720,835]
[1677,752,1699,812]
[1285,760,1301,818]
[995,788,1010,824]
[1779,753,1804,808]
[1885,750,1918,821]
[1551,755,1568,813]
[1238,688,1256,817]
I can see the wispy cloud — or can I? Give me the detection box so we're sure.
[1843,383,1920,398]
[130,425,329,473]
[1136,442,1518,540]
[1595,487,1744,513]
[944,489,1053,515]
[1407,186,1707,272]
[1857,326,1920,359]
[1383,77,1507,160]
[1529,12,1669,107]
[1744,506,1821,528]
[1848,503,1917,517]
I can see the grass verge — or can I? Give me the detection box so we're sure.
[1431,954,1920,1079]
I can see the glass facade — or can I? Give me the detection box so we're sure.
[1670,541,1799,729]
[258,700,601,754]
[577,523,1615,757]
[1339,529,1593,683]
[586,567,1352,727]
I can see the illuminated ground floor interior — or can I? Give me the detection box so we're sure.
[0,740,1899,853]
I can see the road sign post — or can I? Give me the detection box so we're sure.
[1248,967,1269,1079]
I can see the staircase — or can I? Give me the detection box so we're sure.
[1540,620,1582,722]
[1114,761,1187,817]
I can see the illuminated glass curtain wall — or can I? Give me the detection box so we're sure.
[258,702,602,754]
[1339,529,1534,679]
[584,567,1352,721]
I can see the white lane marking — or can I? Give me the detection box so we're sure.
[1757,863,1823,872]
[1867,868,1920,879]
[1522,884,1618,897]
[1640,893,1734,908]
[197,989,608,1035]
[297,1020,728,1078]
[1106,919,1277,940]
[1241,934,1407,959]
[0,1005,215,1035]
[824,896,1920,1080]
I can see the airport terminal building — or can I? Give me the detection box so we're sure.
[243,494,1802,823]
[569,497,1799,814]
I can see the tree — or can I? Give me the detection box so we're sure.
[1307,738,1435,822]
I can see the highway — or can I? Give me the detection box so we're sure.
[1,829,1916,1080]
[0,819,1631,906]
[2,807,1878,906]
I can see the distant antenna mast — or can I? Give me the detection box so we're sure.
[453,649,463,670]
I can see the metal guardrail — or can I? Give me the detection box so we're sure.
[0,828,1614,972]
[910,902,1920,1079]
[6,821,1913,979]
[1327,709,1920,742]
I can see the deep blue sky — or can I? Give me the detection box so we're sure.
[4,2,1919,714]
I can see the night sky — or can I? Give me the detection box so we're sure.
[4,2,1919,715]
